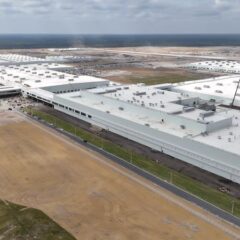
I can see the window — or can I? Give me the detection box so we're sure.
[81,112,86,117]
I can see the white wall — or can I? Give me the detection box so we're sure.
[54,94,240,184]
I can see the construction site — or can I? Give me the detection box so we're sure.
[0,48,240,239]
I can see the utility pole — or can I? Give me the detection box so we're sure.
[231,200,235,215]
[170,172,173,184]
[130,150,133,164]
[231,79,240,107]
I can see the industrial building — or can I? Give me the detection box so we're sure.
[172,75,240,107]
[186,60,240,74]
[0,54,240,184]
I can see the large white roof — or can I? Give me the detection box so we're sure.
[55,89,240,167]
[0,54,45,63]
[187,60,240,74]
[172,75,240,106]
[0,63,108,89]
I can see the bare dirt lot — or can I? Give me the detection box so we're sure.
[0,112,239,240]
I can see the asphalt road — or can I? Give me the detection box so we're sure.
[27,113,240,228]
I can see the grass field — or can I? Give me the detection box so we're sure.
[108,67,216,85]
[25,108,240,218]
[125,74,205,85]
[0,200,75,240]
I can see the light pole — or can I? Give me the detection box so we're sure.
[231,200,235,215]
[231,79,240,107]
[170,172,173,184]
[130,150,134,164]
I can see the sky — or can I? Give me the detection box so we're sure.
[0,0,240,34]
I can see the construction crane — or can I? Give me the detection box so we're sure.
[231,79,240,107]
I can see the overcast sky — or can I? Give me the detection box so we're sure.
[0,0,240,34]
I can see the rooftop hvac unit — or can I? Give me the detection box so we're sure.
[183,106,195,112]
[119,107,124,111]
[135,91,147,96]
[199,111,214,119]
[195,87,202,90]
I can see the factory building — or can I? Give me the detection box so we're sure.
[0,54,240,184]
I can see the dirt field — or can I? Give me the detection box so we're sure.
[0,111,239,240]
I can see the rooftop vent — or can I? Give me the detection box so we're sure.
[195,87,202,90]
[183,106,195,112]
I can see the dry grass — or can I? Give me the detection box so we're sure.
[108,67,216,85]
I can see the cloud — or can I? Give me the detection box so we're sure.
[0,0,239,33]
[0,0,239,18]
